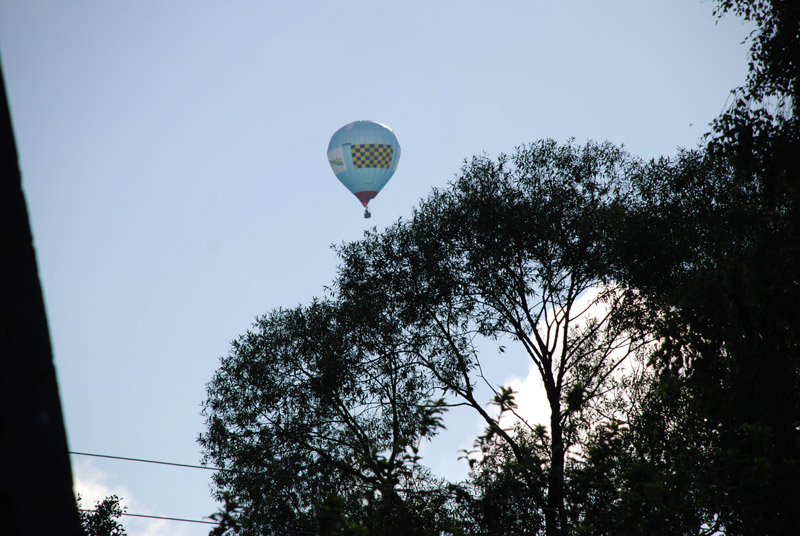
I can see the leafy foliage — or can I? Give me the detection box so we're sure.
[598,2,800,532]
[201,3,800,534]
[713,0,800,110]
[334,139,647,536]
[77,494,127,536]
[199,298,454,535]
[464,424,549,536]
[607,142,800,534]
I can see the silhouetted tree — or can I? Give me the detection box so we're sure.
[201,4,799,534]
[200,298,454,535]
[77,495,127,536]
[598,2,800,533]
[335,140,647,536]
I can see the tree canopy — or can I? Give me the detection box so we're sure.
[200,2,800,534]
[202,140,651,536]
[200,298,455,535]
[77,495,128,536]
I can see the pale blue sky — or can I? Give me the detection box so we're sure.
[1,1,751,534]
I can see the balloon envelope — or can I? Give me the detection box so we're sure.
[327,120,400,208]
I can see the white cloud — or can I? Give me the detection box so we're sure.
[72,459,193,536]
[493,285,617,433]
[131,518,173,536]
[501,365,552,430]
[73,459,133,509]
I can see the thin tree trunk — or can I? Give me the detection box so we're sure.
[546,393,566,536]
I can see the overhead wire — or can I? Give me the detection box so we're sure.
[70,448,469,528]
[79,509,217,526]
[70,449,471,498]
[70,450,222,472]
[70,450,290,478]
[70,450,335,531]
[71,450,222,527]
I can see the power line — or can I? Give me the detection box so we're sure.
[70,450,287,478]
[69,450,467,497]
[83,508,324,534]
[122,511,218,525]
[70,450,222,472]
[80,509,217,526]
[72,451,224,527]
[71,451,366,533]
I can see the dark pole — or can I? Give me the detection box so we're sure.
[0,54,83,535]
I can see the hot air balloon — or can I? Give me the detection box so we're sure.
[327,120,400,218]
